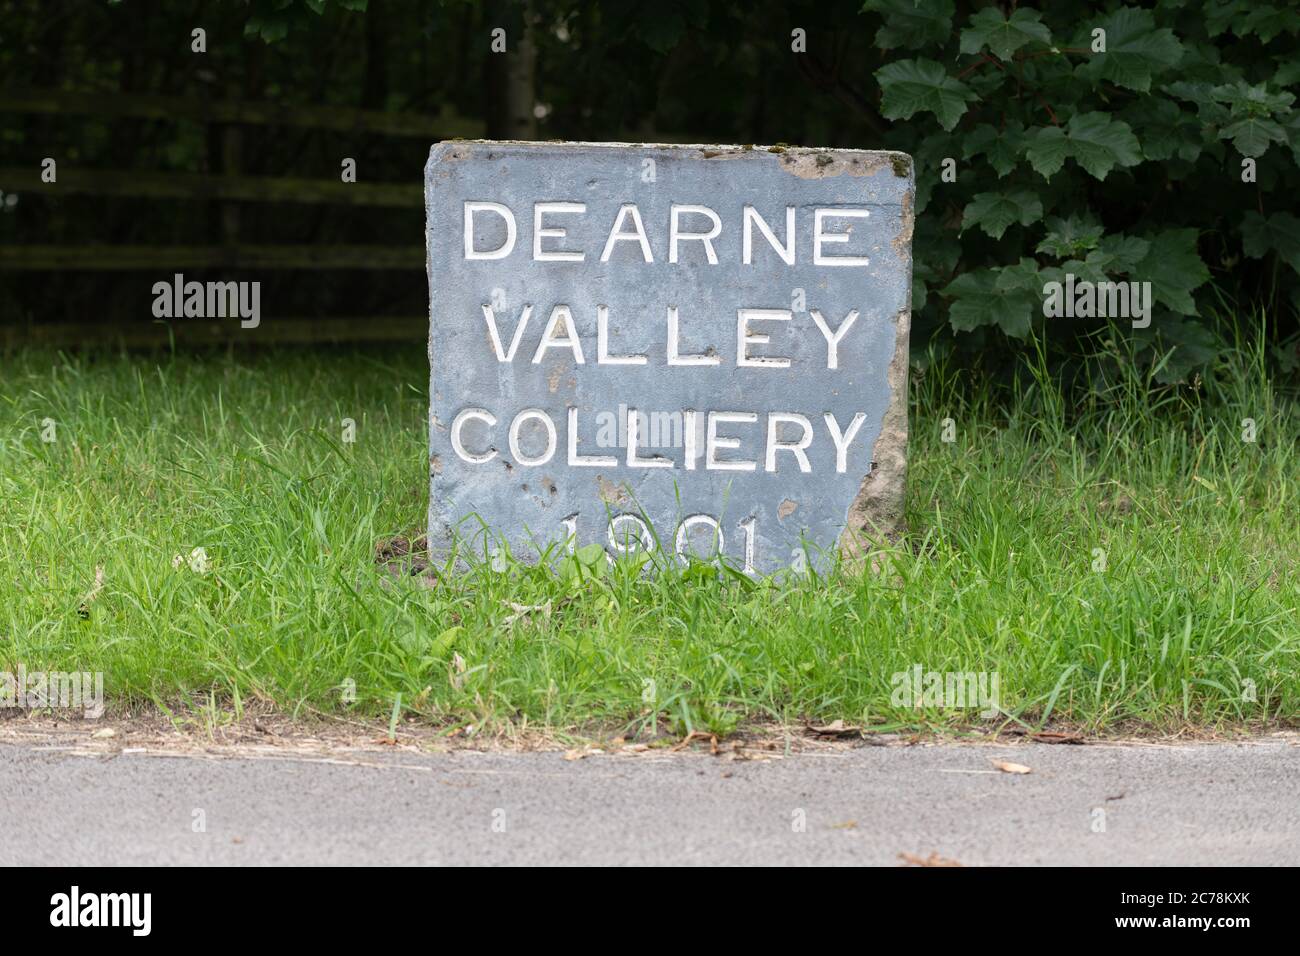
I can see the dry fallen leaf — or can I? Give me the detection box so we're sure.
[502,600,552,628]
[449,652,467,690]
[899,851,963,867]
[1031,731,1085,745]
[992,760,1032,774]
[806,719,862,738]
[78,565,106,618]
[91,728,116,739]
[669,730,720,754]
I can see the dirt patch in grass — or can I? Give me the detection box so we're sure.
[3,706,1295,761]
[375,534,438,587]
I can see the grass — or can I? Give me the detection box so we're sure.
[1,320,1297,739]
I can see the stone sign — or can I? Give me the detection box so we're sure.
[425,141,912,575]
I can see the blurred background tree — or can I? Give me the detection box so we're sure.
[0,0,1296,383]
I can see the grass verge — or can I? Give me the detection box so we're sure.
[1,321,1296,739]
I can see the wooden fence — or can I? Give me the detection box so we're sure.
[0,89,483,347]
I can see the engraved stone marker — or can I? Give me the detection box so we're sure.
[426,141,913,575]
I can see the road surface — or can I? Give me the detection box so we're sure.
[4,735,1297,865]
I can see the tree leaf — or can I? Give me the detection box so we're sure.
[1219,116,1287,157]
[1076,8,1183,93]
[1062,112,1143,179]
[245,14,291,43]
[1121,98,1203,162]
[1058,251,1116,286]
[1274,61,1300,88]
[1241,211,1300,274]
[942,267,1037,337]
[861,0,955,51]
[1025,112,1141,180]
[1241,5,1300,43]
[876,59,978,131]
[912,275,928,311]
[1283,111,1300,163]
[1036,215,1104,258]
[1205,0,1248,38]
[1164,80,1220,110]
[1136,229,1210,314]
[1023,126,1071,179]
[959,7,1051,61]
[961,189,1043,239]
[1097,235,1151,274]
[995,257,1044,299]
[962,121,1026,176]
[942,270,1002,332]
[1211,80,1295,114]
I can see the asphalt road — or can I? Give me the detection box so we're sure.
[2,739,1296,865]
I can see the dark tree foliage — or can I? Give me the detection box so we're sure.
[0,0,1296,381]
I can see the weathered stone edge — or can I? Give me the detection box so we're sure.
[840,175,913,563]
[430,138,913,156]
[426,141,914,191]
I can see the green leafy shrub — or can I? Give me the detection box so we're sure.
[862,0,1300,382]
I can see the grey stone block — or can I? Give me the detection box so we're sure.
[426,141,912,574]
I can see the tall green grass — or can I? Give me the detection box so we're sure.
[1,317,1295,737]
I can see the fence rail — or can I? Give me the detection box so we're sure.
[0,88,476,347]
[0,89,480,138]
[0,167,423,208]
[1,245,423,270]
[1,317,426,349]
